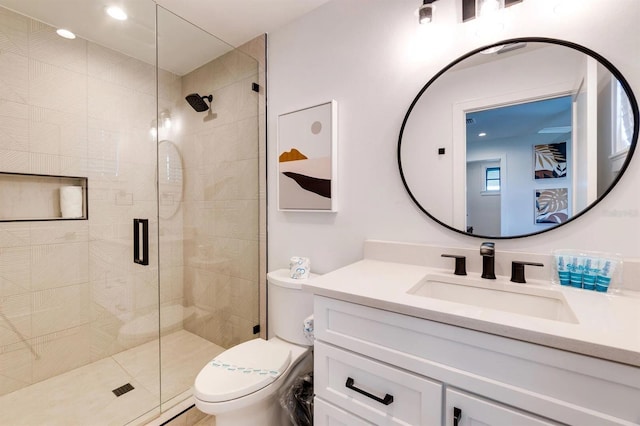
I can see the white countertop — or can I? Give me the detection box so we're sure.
[302,259,640,367]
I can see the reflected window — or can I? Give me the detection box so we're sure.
[613,79,633,156]
[485,166,501,191]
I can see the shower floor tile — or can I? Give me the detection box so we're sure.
[0,330,225,426]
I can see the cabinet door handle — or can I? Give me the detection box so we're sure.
[133,218,149,265]
[453,406,462,426]
[345,377,394,406]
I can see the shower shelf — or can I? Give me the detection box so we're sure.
[0,172,88,222]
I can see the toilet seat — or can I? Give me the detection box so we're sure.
[194,338,292,403]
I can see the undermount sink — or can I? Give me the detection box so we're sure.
[407,274,578,323]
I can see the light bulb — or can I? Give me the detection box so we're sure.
[106,6,127,21]
[419,4,434,24]
[479,0,500,17]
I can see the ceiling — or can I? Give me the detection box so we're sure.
[466,96,573,145]
[0,0,331,75]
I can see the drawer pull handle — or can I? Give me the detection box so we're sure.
[345,377,394,406]
[453,407,462,426]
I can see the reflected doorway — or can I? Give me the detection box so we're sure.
[465,95,573,236]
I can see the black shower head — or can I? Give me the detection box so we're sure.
[185,93,213,112]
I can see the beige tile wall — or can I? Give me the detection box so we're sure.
[181,37,263,349]
[0,6,180,396]
[0,6,265,400]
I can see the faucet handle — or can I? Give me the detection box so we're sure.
[511,261,544,283]
[480,242,495,256]
[441,254,467,276]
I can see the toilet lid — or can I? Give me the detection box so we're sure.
[194,338,292,403]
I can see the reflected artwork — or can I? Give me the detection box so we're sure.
[535,188,568,224]
[534,142,567,179]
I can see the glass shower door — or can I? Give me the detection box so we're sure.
[0,1,163,424]
[156,6,262,413]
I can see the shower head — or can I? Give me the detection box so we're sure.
[185,93,213,112]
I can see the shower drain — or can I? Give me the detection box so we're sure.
[112,383,135,397]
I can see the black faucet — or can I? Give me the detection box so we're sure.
[480,242,496,279]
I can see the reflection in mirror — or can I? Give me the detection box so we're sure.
[466,95,573,236]
[399,38,638,239]
[158,140,183,219]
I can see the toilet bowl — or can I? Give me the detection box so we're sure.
[193,269,316,426]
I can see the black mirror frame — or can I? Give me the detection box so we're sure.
[397,37,639,240]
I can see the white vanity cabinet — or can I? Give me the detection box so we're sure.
[312,296,640,426]
[444,389,558,426]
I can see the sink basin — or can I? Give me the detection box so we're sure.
[407,274,578,323]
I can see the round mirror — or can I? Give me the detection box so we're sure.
[158,140,183,219]
[398,37,638,239]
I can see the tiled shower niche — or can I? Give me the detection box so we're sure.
[0,172,87,221]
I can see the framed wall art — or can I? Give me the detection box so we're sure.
[534,141,567,179]
[277,100,337,211]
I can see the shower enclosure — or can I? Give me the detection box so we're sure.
[0,2,264,424]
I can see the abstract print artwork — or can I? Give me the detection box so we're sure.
[535,188,569,224]
[278,101,337,211]
[534,142,567,179]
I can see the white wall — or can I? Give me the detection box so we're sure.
[466,160,501,236]
[267,0,640,274]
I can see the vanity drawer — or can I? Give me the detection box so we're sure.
[315,341,442,425]
[445,389,561,426]
[314,397,374,426]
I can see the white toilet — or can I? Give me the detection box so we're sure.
[194,269,315,426]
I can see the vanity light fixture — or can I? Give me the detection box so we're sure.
[150,110,172,138]
[478,132,487,137]
[478,0,501,17]
[56,29,76,39]
[161,110,172,129]
[419,0,438,24]
[106,6,128,21]
[464,0,522,21]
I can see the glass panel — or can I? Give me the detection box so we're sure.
[486,168,500,180]
[156,7,261,413]
[486,180,501,191]
[0,1,161,424]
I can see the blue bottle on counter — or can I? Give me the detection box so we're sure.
[569,256,584,288]
[596,260,615,292]
[582,258,598,291]
[557,255,570,286]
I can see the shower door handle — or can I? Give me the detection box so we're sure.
[133,219,149,265]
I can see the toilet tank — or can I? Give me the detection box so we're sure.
[267,269,316,346]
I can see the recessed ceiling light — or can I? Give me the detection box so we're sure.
[56,29,76,39]
[106,6,127,21]
[478,132,487,137]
